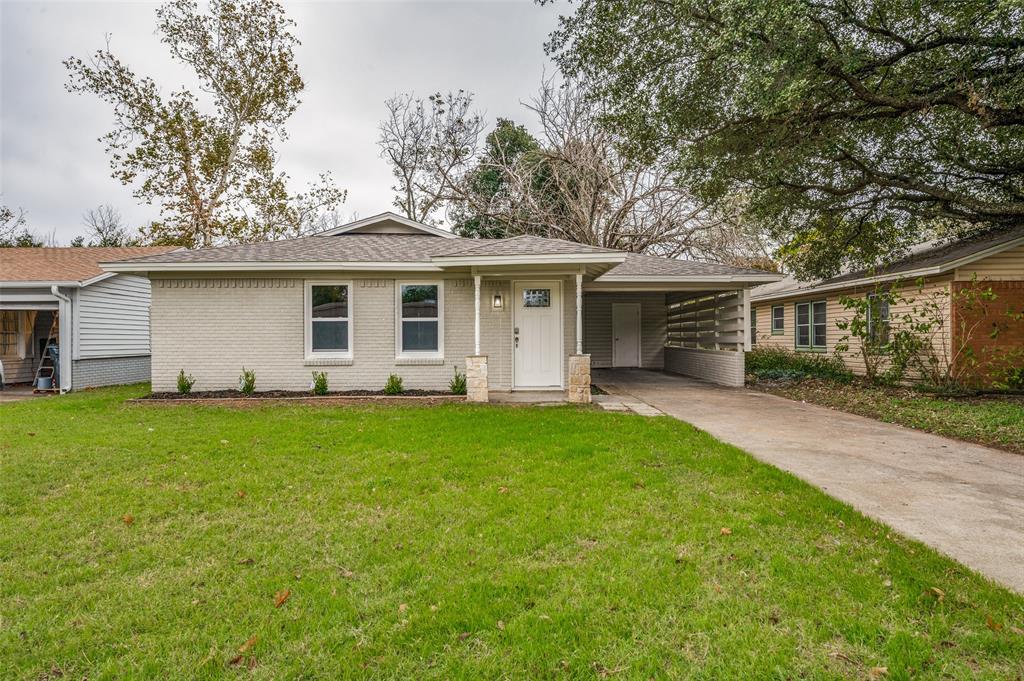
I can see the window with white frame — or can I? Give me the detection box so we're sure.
[398,282,442,355]
[867,294,890,346]
[306,282,351,356]
[795,301,827,350]
[771,305,785,334]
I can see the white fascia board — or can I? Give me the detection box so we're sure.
[0,280,84,288]
[430,253,627,267]
[750,235,1024,303]
[319,211,457,238]
[100,261,446,273]
[596,274,783,284]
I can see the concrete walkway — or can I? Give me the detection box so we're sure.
[593,368,1024,593]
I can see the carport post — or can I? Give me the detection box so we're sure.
[473,274,481,355]
[741,288,751,351]
[575,272,583,355]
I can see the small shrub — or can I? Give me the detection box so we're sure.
[384,373,404,395]
[311,371,329,396]
[745,346,852,383]
[239,368,256,396]
[176,369,195,395]
[449,367,467,395]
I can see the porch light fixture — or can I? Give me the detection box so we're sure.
[492,293,504,310]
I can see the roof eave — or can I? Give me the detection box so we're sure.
[597,273,783,284]
[100,260,445,273]
[429,253,628,267]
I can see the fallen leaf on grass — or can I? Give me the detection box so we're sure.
[457,632,471,641]
[496,620,505,631]
[986,615,1003,632]
[497,486,509,494]
[340,568,355,579]
[237,490,246,498]
[719,527,732,536]
[926,587,945,602]
[122,514,134,526]
[237,558,254,566]
[869,666,888,679]
[238,635,257,654]
[274,589,290,608]
[398,603,407,613]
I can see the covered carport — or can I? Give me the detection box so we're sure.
[582,253,781,387]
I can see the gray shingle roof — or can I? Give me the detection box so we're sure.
[106,231,779,281]
[751,225,1024,300]
[600,252,774,278]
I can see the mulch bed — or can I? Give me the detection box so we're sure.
[144,389,454,400]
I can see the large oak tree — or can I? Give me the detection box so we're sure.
[546,0,1024,277]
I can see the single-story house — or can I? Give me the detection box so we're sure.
[101,212,782,400]
[0,246,178,392]
[750,226,1024,385]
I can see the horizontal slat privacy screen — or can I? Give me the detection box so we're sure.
[665,291,745,351]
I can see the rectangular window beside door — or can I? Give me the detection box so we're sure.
[795,301,827,351]
[306,282,351,358]
[397,282,443,356]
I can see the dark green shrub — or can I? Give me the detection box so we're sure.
[176,369,195,395]
[745,346,853,383]
[239,368,256,396]
[449,367,467,395]
[384,373,404,395]
[311,371,329,396]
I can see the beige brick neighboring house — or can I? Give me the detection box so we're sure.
[751,228,1024,386]
[102,212,782,398]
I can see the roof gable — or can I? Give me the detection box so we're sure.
[319,212,456,238]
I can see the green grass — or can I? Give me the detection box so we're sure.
[756,379,1024,454]
[2,385,1022,680]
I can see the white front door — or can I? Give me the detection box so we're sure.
[513,281,562,388]
[612,303,641,368]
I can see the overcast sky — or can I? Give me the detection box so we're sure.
[1,0,562,243]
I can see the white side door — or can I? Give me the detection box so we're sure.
[513,281,562,388]
[612,303,641,368]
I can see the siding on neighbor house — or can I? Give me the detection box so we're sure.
[753,277,955,379]
[75,274,153,359]
[955,243,1024,281]
[150,273,582,392]
[583,292,666,369]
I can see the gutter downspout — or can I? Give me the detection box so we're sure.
[50,285,73,393]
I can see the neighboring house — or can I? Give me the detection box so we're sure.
[750,227,1024,385]
[101,212,781,400]
[0,247,179,392]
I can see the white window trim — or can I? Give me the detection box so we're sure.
[305,280,353,360]
[395,280,444,359]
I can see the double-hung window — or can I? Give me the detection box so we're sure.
[867,294,890,346]
[306,282,351,358]
[397,282,443,357]
[771,305,785,334]
[795,301,827,351]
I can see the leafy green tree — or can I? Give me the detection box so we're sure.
[65,0,344,249]
[546,0,1024,277]
[451,119,543,239]
[0,204,45,248]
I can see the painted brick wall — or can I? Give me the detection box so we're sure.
[149,273,590,393]
[72,355,151,389]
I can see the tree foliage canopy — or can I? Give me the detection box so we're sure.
[546,0,1024,277]
[65,0,344,248]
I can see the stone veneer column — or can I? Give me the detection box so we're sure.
[568,354,591,404]
[466,355,489,403]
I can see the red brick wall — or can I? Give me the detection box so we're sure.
[952,281,1024,387]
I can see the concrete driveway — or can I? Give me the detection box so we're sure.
[593,368,1024,593]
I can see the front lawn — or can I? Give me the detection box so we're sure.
[2,386,1022,679]
[752,379,1024,454]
